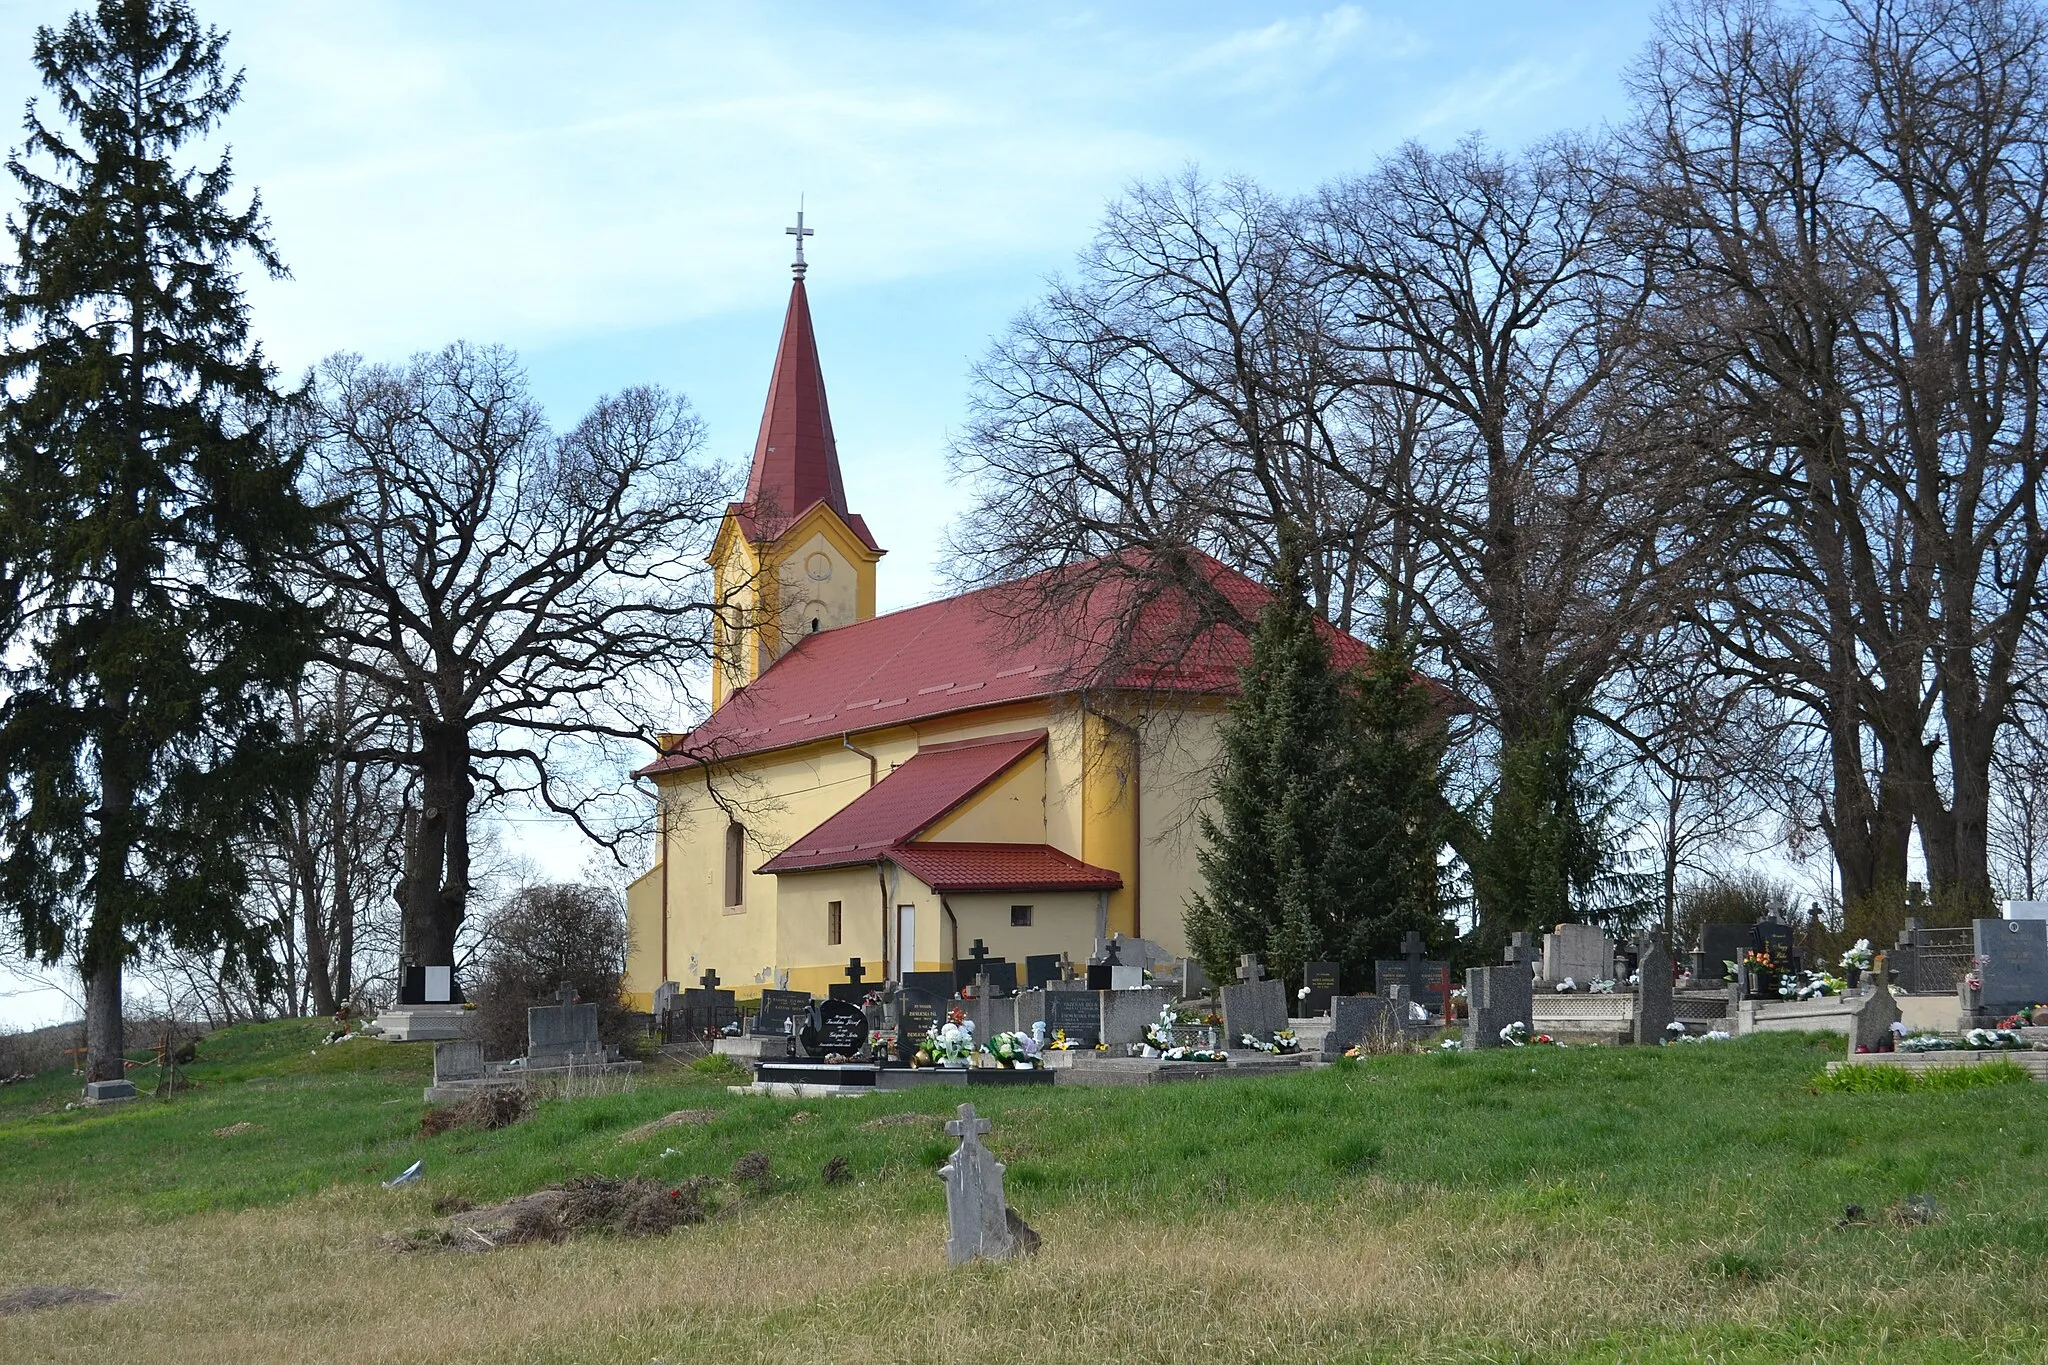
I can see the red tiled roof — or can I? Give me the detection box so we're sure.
[755,731,1046,875]
[645,551,1371,774]
[728,277,881,553]
[886,842,1123,894]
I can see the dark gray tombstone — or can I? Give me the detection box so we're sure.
[1375,955,1452,1019]
[1694,924,1750,981]
[1175,957,1212,1000]
[400,963,464,1006]
[1301,961,1341,1016]
[901,970,956,1004]
[892,987,944,1061]
[1024,953,1063,991]
[1847,972,1904,1056]
[1102,987,1169,1046]
[940,1103,1019,1265]
[753,989,810,1038]
[678,968,738,1037]
[527,985,600,1066]
[1975,918,2048,1009]
[1221,974,1288,1046]
[1466,965,1533,1050]
[827,957,872,1004]
[1044,989,1102,1047]
[1752,921,1794,963]
[1322,993,1409,1056]
[1632,931,1674,1046]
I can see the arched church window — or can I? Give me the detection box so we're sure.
[724,823,746,908]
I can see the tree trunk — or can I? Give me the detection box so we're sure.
[398,724,470,969]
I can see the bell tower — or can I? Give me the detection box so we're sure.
[709,210,884,708]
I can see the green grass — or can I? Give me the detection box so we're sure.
[5,1023,2048,1361]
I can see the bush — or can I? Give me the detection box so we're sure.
[1674,871,1802,952]
[468,884,631,1060]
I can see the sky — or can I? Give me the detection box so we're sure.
[0,0,1668,1029]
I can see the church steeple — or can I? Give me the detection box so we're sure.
[709,212,884,709]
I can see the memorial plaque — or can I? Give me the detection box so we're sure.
[894,990,943,1061]
[1044,990,1102,1047]
[1302,961,1341,1015]
[753,989,810,1037]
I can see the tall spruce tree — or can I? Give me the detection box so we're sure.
[0,1,319,1081]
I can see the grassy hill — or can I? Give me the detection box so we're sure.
[3,1022,2045,1362]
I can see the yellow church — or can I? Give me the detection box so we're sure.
[622,242,1366,1006]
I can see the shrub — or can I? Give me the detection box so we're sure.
[468,884,631,1060]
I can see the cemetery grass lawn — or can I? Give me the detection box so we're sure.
[5,1023,2048,1361]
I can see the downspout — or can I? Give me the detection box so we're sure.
[877,858,891,980]
[843,733,879,788]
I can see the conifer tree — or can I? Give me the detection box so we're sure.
[0,1,319,1081]
[1186,538,1357,990]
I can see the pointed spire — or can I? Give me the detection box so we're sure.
[743,273,848,528]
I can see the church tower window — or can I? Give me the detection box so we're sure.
[724,823,747,908]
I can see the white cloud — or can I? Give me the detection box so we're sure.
[1179,5,1424,96]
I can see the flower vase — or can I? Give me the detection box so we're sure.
[1845,965,1862,990]
[940,1056,968,1070]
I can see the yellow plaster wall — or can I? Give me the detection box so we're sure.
[708,503,882,709]
[1134,706,1225,959]
[919,746,1047,843]
[1080,708,1140,940]
[623,862,665,1009]
[942,890,1106,965]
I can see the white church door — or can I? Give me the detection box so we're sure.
[895,905,916,981]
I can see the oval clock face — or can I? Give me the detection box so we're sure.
[805,551,833,581]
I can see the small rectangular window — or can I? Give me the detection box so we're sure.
[827,900,843,946]
[1010,904,1033,927]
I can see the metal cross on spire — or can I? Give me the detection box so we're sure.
[786,199,815,279]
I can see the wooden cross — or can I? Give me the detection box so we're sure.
[699,968,721,991]
[945,1102,993,1141]
[1237,954,1265,984]
[845,956,866,986]
[968,939,992,966]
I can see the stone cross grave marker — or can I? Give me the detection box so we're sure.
[828,956,870,1003]
[939,1103,1019,1265]
[1632,931,1675,1045]
[1847,970,1904,1056]
[1238,953,1266,984]
[1504,932,1536,968]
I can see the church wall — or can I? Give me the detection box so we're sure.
[1079,708,1139,939]
[623,863,665,1011]
[767,865,894,997]
[1135,704,1225,959]
[775,529,860,645]
[919,747,1047,843]
[942,890,1105,969]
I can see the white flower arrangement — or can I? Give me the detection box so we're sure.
[1438,1038,1463,1051]
[1160,1044,1227,1062]
[1675,1028,1732,1044]
[1840,939,1874,971]
[1778,970,1847,1001]
[1297,985,1311,1001]
[982,1030,1042,1068]
[922,1015,975,1063]
[1965,1027,2026,1050]
[1899,1032,1956,1052]
[1555,977,1577,993]
[1500,1020,1530,1046]
[1590,978,1616,995]
[1663,1020,1687,1042]
[1239,1030,1302,1055]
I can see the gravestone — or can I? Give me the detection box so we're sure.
[1376,934,1452,1018]
[892,987,944,1062]
[902,970,957,1004]
[1102,987,1170,1045]
[1322,991,1410,1056]
[827,957,872,1004]
[966,985,1019,1041]
[1465,965,1533,1050]
[1974,918,2048,1009]
[1847,971,1904,1056]
[1221,956,1288,1046]
[954,939,1001,992]
[1084,938,1119,991]
[1541,923,1614,985]
[527,985,600,1066]
[803,997,868,1059]
[1301,961,1341,1016]
[753,989,811,1038]
[1503,932,1537,968]
[1043,989,1102,1047]
[649,980,679,1022]
[82,1079,137,1102]
[1024,953,1063,991]
[1174,958,1212,1000]
[1109,962,1146,992]
[1694,924,1750,981]
[678,969,737,1037]
[433,1040,485,1085]
[399,963,464,1005]
[972,961,1019,998]
[1631,931,1674,1046]
[938,1103,1021,1265]
[1013,988,1046,1036]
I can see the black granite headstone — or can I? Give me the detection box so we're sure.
[1302,961,1341,1015]
[753,989,810,1037]
[902,970,957,1003]
[893,989,943,1061]
[1085,963,1112,991]
[1024,953,1063,991]
[804,998,868,1059]
[1695,924,1749,980]
[1044,989,1102,1047]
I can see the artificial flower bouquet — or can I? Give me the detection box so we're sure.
[1839,939,1874,971]
[1499,1021,1561,1047]
[1778,970,1847,1001]
[983,1029,1043,1069]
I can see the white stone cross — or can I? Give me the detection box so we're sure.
[946,1103,993,1142]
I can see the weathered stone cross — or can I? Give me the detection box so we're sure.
[699,968,720,991]
[555,983,577,1007]
[1237,954,1265,984]
[938,1102,1017,1267]
[946,1103,993,1141]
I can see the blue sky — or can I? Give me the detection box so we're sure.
[0,0,1667,1026]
